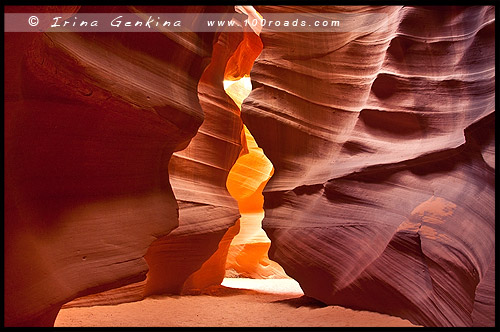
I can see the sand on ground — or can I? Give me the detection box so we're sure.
[54,278,419,327]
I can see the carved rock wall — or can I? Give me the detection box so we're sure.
[241,5,495,327]
[4,5,223,326]
[5,5,495,328]
[60,5,265,308]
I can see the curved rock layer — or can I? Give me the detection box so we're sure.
[4,5,227,327]
[144,20,265,296]
[225,114,287,279]
[242,5,495,327]
[61,6,266,307]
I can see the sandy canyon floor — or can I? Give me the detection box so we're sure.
[55,278,419,327]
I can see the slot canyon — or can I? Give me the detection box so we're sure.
[4,5,495,328]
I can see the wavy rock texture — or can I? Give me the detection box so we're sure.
[144,23,265,296]
[224,79,288,279]
[4,5,226,326]
[61,6,266,307]
[5,5,495,328]
[241,5,495,327]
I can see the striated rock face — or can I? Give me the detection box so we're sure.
[56,5,266,308]
[5,4,495,328]
[4,5,225,326]
[242,5,495,327]
[144,20,264,296]
[225,98,287,279]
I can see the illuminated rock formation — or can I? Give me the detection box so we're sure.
[144,20,265,296]
[4,5,231,326]
[5,4,494,328]
[224,79,288,278]
[241,5,495,327]
[60,5,266,308]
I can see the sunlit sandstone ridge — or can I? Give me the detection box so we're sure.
[4,4,264,326]
[224,78,288,279]
[145,10,267,295]
[241,5,495,327]
[5,5,210,326]
[62,9,285,306]
[57,3,268,305]
[222,8,287,279]
[4,5,495,328]
[59,5,267,308]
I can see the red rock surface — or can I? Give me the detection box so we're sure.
[4,5,229,326]
[4,5,495,328]
[58,6,265,310]
[144,26,262,296]
[224,86,288,279]
[241,5,495,327]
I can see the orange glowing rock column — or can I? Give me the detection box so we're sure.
[181,9,287,289]
[224,77,289,279]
